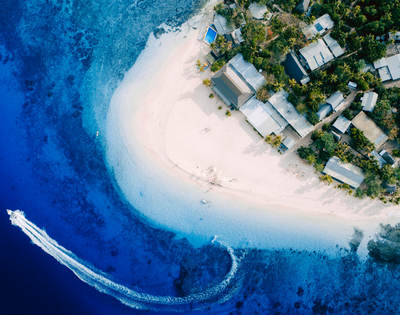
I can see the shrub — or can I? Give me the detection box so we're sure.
[226,110,231,116]
[358,79,369,92]
[297,146,315,160]
[209,93,214,98]
[218,106,222,110]
[350,101,362,110]
[322,123,331,131]
[203,78,211,87]
[311,130,324,141]
[393,150,400,158]
[354,188,365,199]
[307,112,320,126]
[287,93,300,106]
[342,108,353,120]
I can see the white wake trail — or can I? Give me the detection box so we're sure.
[7,210,240,311]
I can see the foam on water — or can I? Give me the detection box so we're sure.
[7,209,241,312]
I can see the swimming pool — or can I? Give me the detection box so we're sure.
[204,26,217,44]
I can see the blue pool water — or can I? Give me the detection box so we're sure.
[2,0,400,314]
[204,27,217,44]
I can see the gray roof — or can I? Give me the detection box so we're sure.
[240,96,288,137]
[370,150,386,168]
[229,53,266,91]
[378,66,392,82]
[332,115,351,133]
[316,104,332,121]
[386,54,400,81]
[361,92,378,112]
[351,111,388,149]
[249,3,269,19]
[213,14,235,35]
[323,34,344,58]
[326,91,345,111]
[382,152,396,165]
[302,14,334,39]
[373,57,387,69]
[296,0,310,13]
[267,90,314,138]
[323,156,365,189]
[299,39,334,71]
[282,136,296,150]
[384,183,397,194]
[211,64,254,108]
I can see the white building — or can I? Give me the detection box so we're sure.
[302,14,334,39]
[373,54,400,82]
[299,39,334,71]
[323,34,344,58]
[361,92,378,112]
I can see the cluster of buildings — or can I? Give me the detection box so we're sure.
[374,54,400,82]
[285,15,344,85]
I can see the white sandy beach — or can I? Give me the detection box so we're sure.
[105,2,400,254]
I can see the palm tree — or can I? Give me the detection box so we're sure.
[288,79,297,88]
[209,43,217,52]
[330,74,338,83]
[202,78,211,87]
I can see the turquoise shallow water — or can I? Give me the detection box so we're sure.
[2,0,400,314]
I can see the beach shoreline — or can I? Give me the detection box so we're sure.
[105,1,400,253]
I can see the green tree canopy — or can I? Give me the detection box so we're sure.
[316,132,337,155]
[362,34,387,63]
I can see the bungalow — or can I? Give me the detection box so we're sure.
[323,34,344,58]
[384,182,397,195]
[240,96,288,137]
[213,14,235,35]
[211,53,266,109]
[284,51,310,85]
[249,3,272,20]
[351,111,388,149]
[389,31,400,42]
[361,92,378,112]
[267,90,314,138]
[332,115,351,134]
[380,150,396,166]
[323,156,365,189]
[296,0,310,14]
[374,54,400,82]
[370,150,387,168]
[302,14,334,39]
[299,39,334,71]
[281,136,296,151]
[316,91,345,121]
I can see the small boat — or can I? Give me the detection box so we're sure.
[201,199,211,204]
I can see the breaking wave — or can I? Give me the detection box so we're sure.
[7,210,240,312]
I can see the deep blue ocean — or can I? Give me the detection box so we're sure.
[2,0,400,314]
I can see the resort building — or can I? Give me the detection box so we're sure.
[267,90,314,138]
[380,150,396,166]
[389,31,400,42]
[284,51,310,85]
[374,54,400,82]
[351,111,388,149]
[213,14,235,35]
[370,151,387,168]
[281,136,296,152]
[296,0,310,14]
[299,39,334,71]
[302,14,334,39]
[211,53,266,109]
[240,97,288,137]
[323,34,344,58]
[316,91,345,121]
[332,115,351,134]
[323,156,365,189]
[249,3,272,20]
[361,92,378,112]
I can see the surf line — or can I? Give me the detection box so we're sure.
[7,210,240,311]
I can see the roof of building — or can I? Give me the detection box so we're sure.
[240,97,288,137]
[378,66,392,82]
[316,104,332,121]
[229,53,266,91]
[284,51,309,83]
[296,0,311,13]
[323,34,344,58]
[211,54,266,108]
[389,31,400,41]
[361,92,378,112]
[382,151,396,165]
[326,91,345,111]
[267,90,314,138]
[302,14,334,39]
[323,156,365,188]
[348,81,357,89]
[232,28,244,44]
[299,39,334,71]
[386,54,400,81]
[249,3,269,19]
[373,57,388,69]
[332,115,351,133]
[282,136,296,150]
[384,182,397,194]
[213,14,235,35]
[211,64,254,108]
[371,150,387,168]
[351,111,389,149]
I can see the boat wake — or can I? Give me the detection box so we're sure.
[7,209,241,312]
